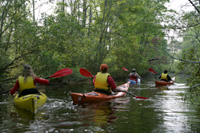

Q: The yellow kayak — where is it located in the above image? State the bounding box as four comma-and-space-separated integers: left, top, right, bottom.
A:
14, 91, 47, 113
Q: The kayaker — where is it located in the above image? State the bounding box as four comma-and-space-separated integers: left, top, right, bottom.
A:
159, 70, 172, 82
10, 64, 49, 96
93, 64, 124, 95
128, 68, 142, 83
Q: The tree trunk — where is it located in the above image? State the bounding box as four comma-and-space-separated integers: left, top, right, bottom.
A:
82, 0, 87, 27
88, 6, 92, 36
32, 0, 35, 22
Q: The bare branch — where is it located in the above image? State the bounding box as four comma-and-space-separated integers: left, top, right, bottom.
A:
188, 0, 200, 14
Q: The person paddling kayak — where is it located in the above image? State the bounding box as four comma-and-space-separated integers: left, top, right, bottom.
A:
128, 68, 142, 84
159, 70, 172, 82
93, 64, 123, 95
10, 64, 49, 96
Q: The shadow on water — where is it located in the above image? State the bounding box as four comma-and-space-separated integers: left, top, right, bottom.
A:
1, 75, 200, 132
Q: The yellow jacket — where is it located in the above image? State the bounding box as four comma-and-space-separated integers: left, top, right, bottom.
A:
161, 73, 168, 80
18, 76, 35, 93
94, 72, 111, 91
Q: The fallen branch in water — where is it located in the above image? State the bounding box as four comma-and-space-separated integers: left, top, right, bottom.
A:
189, 83, 200, 91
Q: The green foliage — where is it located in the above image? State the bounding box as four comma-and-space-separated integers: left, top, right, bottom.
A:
0, 0, 175, 88
173, 1, 200, 100
177, 28, 200, 86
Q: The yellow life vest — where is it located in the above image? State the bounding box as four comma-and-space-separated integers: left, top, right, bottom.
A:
94, 72, 111, 91
18, 76, 35, 92
161, 73, 168, 80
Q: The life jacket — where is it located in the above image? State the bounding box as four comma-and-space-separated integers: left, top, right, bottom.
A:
130, 72, 137, 81
94, 72, 111, 92
161, 73, 168, 81
18, 76, 35, 93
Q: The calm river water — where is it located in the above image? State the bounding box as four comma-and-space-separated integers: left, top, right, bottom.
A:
1, 76, 200, 133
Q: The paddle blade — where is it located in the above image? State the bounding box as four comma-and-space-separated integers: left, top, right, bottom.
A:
49, 68, 73, 78
80, 68, 94, 77
172, 77, 175, 81
135, 96, 149, 99
148, 68, 157, 74
123, 67, 129, 72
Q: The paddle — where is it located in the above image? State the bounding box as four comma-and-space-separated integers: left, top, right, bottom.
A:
0, 68, 73, 95
148, 68, 157, 74
122, 67, 129, 72
45, 68, 73, 79
79, 68, 148, 99
122, 67, 145, 82
121, 91, 148, 99
79, 68, 94, 78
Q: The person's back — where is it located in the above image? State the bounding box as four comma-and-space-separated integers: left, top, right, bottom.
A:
159, 70, 172, 82
128, 68, 141, 82
93, 64, 124, 95
93, 64, 114, 95
94, 72, 111, 95
10, 64, 49, 96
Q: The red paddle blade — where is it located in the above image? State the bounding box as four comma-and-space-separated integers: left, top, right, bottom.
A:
80, 68, 94, 77
148, 68, 157, 74
135, 96, 149, 99
123, 67, 129, 72
49, 68, 73, 78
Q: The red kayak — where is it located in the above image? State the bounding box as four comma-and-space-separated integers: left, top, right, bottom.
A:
155, 77, 175, 86
70, 82, 130, 105
155, 80, 174, 86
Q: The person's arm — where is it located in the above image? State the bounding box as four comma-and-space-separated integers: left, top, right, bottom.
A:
10, 80, 19, 95
34, 77, 49, 85
107, 76, 117, 91
107, 76, 125, 92
128, 73, 132, 78
167, 75, 172, 81
93, 75, 96, 86
136, 73, 142, 79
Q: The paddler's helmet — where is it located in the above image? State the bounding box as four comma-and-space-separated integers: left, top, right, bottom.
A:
132, 68, 136, 72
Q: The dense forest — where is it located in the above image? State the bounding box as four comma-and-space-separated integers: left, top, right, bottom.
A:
0, 0, 199, 93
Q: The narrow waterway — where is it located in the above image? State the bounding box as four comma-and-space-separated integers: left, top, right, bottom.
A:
1, 76, 200, 132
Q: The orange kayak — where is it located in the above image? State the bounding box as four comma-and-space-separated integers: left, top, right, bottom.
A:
70, 82, 130, 105
155, 80, 174, 86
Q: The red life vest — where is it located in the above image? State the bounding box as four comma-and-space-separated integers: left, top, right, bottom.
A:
130, 72, 137, 82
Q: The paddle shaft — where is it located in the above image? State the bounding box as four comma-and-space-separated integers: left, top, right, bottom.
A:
0, 90, 10, 95
120, 90, 148, 99
124, 91, 136, 97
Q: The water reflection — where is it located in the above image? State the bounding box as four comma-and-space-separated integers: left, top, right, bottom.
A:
2, 77, 200, 132
152, 83, 194, 132
11, 106, 35, 120
155, 85, 169, 90
75, 97, 131, 127
81, 102, 117, 125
